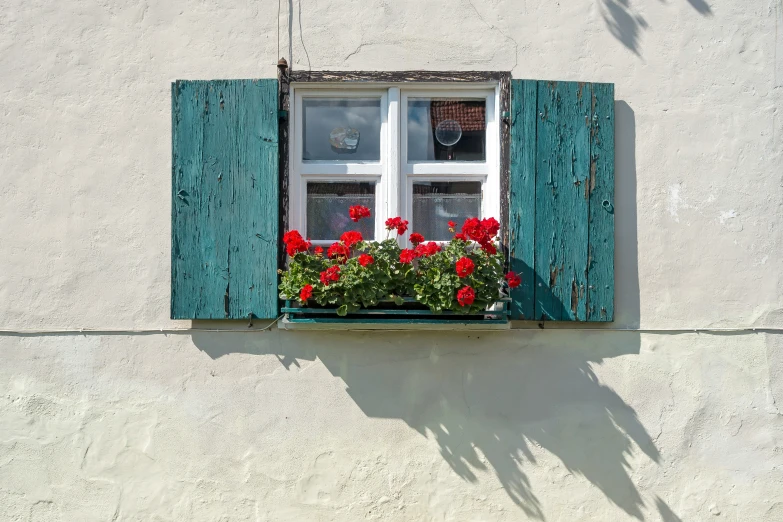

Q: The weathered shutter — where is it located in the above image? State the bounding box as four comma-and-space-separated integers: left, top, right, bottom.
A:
171, 79, 279, 319
509, 80, 615, 322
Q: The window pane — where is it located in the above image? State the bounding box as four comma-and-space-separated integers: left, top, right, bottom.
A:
307, 182, 375, 240
412, 182, 482, 241
302, 98, 381, 161
407, 99, 486, 162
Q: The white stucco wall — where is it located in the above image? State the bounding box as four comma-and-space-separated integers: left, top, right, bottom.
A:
1, 0, 782, 520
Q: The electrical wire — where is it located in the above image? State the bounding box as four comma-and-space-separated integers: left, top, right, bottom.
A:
0, 323, 782, 335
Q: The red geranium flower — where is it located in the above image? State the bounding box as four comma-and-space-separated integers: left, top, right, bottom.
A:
327, 242, 350, 261
505, 271, 521, 288
299, 284, 313, 301
409, 232, 425, 245
462, 217, 490, 244
399, 249, 416, 264
282, 229, 310, 256
415, 241, 441, 258
385, 217, 409, 235
455, 256, 475, 278
454, 233, 467, 241
358, 253, 374, 267
283, 230, 303, 245
448, 220, 456, 229
340, 230, 363, 248
314, 246, 324, 256
480, 217, 500, 238
319, 265, 341, 286
481, 242, 497, 255
457, 286, 475, 306
349, 205, 371, 222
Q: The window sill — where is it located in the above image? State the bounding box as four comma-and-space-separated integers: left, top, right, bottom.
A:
280, 298, 510, 330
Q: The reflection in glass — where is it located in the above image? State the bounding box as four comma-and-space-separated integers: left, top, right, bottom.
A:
307, 182, 375, 240
302, 98, 381, 161
407, 99, 486, 162
412, 182, 482, 241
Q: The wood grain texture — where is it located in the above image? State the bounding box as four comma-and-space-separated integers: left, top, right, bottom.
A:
534, 82, 591, 321
587, 83, 615, 321
509, 80, 614, 322
171, 79, 279, 319
508, 80, 537, 320
289, 70, 507, 83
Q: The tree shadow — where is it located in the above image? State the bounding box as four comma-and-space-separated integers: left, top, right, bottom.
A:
655, 495, 685, 522
191, 326, 660, 519
685, 0, 713, 16
600, 0, 649, 56
600, 0, 713, 55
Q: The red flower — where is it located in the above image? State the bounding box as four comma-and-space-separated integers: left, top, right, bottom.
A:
319, 265, 341, 286
461, 217, 488, 244
283, 230, 303, 245
454, 233, 467, 241
283, 229, 310, 256
358, 253, 374, 267
299, 284, 313, 301
385, 217, 409, 235
327, 242, 350, 261
349, 205, 371, 222
481, 242, 497, 255
409, 232, 425, 245
399, 249, 416, 264
480, 217, 500, 238
505, 271, 521, 288
448, 220, 456, 229
340, 230, 363, 248
414, 241, 441, 258
314, 246, 324, 256
457, 286, 475, 306
455, 256, 475, 278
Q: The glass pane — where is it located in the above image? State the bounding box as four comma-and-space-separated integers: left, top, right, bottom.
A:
407, 99, 486, 162
307, 182, 376, 241
412, 182, 482, 241
302, 98, 381, 161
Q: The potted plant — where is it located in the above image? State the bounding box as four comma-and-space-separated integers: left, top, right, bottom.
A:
278, 206, 521, 319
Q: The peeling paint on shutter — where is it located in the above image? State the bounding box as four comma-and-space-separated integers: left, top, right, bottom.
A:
509, 79, 615, 322
171, 79, 279, 319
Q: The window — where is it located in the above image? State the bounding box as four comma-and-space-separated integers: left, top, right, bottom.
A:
289, 84, 500, 246
170, 75, 615, 323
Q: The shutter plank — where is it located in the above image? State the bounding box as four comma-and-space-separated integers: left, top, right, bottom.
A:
587, 83, 615, 321
508, 80, 537, 320
534, 81, 590, 321
171, 79, 279, 319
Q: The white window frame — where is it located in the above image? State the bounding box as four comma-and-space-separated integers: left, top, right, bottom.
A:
289, 82, 500, 246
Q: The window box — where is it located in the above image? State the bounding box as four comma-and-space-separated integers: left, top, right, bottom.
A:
281, 296, 511, 330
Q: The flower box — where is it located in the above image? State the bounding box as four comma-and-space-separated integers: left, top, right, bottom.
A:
279, 206, 521, 330
282, 296, 511, 327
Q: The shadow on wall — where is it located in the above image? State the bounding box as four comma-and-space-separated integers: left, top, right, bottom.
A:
600, 0, 713, 56
190, 102, 679, 519
614, 101, 641, 329
192, 329, 670, 520
192, 325, 692, 521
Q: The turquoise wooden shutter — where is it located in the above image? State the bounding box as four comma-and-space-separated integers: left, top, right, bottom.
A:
171, 79, 279, 319
509, 80, 615, 322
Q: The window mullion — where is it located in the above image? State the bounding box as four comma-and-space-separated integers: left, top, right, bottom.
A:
387, 87, 401, 236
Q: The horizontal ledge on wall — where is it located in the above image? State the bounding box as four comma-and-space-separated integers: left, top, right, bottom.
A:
2, 326, 783, 336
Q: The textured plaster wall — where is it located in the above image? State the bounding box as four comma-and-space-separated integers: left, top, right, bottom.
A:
1, 0, 782, 520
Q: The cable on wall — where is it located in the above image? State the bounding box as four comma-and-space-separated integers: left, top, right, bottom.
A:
1, 325, 782, 335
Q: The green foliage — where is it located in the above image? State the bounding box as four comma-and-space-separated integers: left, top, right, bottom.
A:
279, 237, 506, 315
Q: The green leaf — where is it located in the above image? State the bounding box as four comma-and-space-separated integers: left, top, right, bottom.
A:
337, 304, 348, 316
